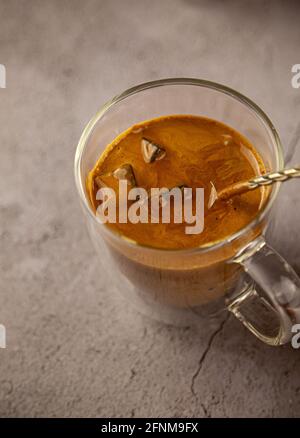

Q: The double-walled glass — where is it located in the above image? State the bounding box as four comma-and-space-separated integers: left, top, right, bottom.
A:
75, 78, 300, 346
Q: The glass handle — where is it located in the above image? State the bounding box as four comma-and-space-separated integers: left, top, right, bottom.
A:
227, 237, 300, 346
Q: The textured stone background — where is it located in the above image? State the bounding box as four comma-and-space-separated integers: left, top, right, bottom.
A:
1, 0, 300, 418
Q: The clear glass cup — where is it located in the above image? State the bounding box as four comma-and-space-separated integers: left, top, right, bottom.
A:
74, 78, 300, 346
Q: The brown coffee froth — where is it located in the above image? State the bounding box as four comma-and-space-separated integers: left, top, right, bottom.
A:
87, 115, 267, 250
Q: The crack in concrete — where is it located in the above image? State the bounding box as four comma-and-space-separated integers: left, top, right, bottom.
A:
200, 402, 209, 417
190, 314, 230, 403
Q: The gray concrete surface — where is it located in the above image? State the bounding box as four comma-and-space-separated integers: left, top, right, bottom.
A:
1, 0, 300, 418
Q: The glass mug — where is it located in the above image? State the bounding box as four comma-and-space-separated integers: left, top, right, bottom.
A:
74, 78, 300, 346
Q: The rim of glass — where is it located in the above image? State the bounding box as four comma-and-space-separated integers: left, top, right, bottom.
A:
74, 78, 284, 255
